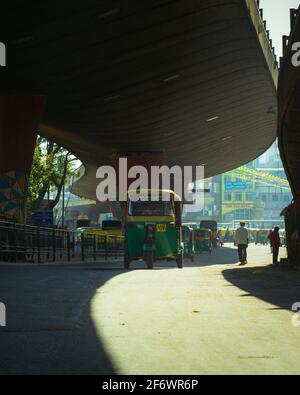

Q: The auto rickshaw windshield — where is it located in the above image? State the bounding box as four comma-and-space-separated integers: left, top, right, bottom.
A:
201, 231, 210, 237
195, 229, 210, 237
128, 199, 173, 216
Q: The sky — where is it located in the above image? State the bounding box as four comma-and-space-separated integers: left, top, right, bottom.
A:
260, 0, 300, 58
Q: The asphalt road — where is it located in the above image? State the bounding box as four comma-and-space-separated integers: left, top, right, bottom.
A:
1, 244, 300, 375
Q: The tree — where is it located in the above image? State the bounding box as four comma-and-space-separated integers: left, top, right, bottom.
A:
27, 136, 77, 212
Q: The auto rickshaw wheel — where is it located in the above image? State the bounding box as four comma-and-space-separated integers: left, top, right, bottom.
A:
146, 251, 154, 269
176, 253, 184, 269
124, 252, 130, 269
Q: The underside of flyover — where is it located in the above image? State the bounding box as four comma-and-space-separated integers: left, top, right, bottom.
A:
0, 0, 278, 202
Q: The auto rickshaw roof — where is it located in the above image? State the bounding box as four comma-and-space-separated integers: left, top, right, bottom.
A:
196, 228, 211, 233
182, 225, 192, 231
126, 189, 181, 201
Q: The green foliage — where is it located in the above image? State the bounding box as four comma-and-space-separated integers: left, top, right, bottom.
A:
27, 136, 77, 211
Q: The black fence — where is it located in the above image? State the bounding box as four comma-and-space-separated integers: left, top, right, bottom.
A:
0, 221, 124, 263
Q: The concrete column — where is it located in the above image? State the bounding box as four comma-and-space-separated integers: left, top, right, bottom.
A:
0, 95, 46, 223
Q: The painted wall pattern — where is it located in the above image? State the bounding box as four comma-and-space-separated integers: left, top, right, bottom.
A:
0, 171, 28, 223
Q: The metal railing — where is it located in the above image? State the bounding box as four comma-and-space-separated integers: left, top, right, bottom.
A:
0, 220, 124, 263
246, 0, 279, 85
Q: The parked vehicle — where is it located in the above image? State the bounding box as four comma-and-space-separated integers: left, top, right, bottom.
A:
200, 220, 218, 248
194, 228, 212, 253
78, 220, 123, 249
182, 225, 195, 261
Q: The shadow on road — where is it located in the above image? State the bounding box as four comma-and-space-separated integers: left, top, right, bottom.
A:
120, 245, 239, 270
161, 245, 239, 269
0, 264, 122, 374
223, 265, 300, 311
192, 245, 239, 267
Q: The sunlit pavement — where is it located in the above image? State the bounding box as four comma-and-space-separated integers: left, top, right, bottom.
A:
1, 244, 300, 375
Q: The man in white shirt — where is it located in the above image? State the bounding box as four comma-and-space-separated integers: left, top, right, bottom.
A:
234, 222, 249, 265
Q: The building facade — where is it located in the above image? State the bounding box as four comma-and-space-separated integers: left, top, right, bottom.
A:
183, 142, 292, 223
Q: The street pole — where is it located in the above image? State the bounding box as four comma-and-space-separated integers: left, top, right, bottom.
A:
62, 183, 65, 229
219, 174, 223, 222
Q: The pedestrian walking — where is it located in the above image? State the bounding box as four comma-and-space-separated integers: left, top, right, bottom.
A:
217, 230, 224, 247
224, 227, 230, 242
268, 226, 281, 264
234, 222, 249, 265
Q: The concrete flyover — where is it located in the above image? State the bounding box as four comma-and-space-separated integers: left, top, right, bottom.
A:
0, 0, 278, 209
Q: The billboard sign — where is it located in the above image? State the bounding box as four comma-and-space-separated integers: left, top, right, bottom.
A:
225, 182, 250, 191
33, 211, 54, 227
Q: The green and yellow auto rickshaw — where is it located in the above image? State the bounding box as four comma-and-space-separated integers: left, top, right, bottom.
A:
200, 220, 218, 248
194, 228, 212, 253
182, 225, 195, 262
77, 220, 124, 250
123, 189, 184, 269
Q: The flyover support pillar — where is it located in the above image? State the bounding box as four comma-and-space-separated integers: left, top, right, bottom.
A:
0, 95, 46, 223
281, 195, 300, 266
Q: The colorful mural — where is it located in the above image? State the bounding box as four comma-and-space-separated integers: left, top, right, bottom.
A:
0, 171, 28, 223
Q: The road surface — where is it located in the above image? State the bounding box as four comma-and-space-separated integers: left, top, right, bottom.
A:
1, 244, 300, 375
